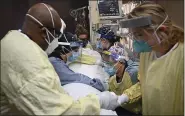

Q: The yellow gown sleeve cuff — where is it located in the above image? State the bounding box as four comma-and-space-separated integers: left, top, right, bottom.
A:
109, 72, 132, 95
123, 82, 141, 104
109, 75, 123, 95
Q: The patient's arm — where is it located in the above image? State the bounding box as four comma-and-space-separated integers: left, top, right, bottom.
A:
49, 57, 106, 91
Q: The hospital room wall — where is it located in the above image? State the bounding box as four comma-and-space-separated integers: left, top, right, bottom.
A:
28, 0, 89, 33
0, 0, 88, 39
156, 0, 184, 29
28, 0, 75, 33
121, 0, 184, 28
0, 0, 29, 39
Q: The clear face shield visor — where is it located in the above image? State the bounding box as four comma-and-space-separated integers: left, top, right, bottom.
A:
101, 50, 127, 65
120, 15, 168, 44
58, 34, 83, 61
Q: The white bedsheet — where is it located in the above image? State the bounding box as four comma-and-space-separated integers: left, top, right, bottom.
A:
63, 48, 117, 115
68, 48, 109, 81
63, 83, 101, 100
69, 63, 109, 80
63, 83, 117, 115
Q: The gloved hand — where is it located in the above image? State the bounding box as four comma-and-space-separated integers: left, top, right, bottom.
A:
95, 60, 104, 66
117, 94, 129, 105
97, 91, 119, 110
100, 109, 118, 115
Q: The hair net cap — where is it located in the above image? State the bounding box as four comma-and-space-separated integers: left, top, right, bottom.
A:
108, 45, 127, 63
97, 26, 119, 44
120, 16, 152, 28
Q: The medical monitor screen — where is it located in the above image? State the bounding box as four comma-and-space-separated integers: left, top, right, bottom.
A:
98, 0, 120, 17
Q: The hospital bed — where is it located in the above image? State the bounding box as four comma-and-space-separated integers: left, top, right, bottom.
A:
63, 48, 117, 115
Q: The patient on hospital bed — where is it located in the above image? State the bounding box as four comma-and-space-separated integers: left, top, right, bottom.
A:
48, 32, 108, 91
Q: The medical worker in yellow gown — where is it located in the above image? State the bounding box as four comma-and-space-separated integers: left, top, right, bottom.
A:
1, 3, 119, 115
111, 2, 184, 115
101, 44, 141, 114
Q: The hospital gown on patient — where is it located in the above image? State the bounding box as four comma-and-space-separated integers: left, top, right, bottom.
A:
49, 57, 106, 91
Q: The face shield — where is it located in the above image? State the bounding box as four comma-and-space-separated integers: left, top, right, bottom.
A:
101, 49, 127, 65
120, 16, 152, 29
101, 50, 126, 77
120, 16, 153, 53
101, 51, 116, 64
120, 16, 152, 41
120, 15, 168, 52
101, 43, 127, 64
58, 44, 81, 63
58, 33, 83, 62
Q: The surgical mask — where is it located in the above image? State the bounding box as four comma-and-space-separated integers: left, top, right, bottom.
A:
103, 62, 119, 76
60, 46, 80, 63
45, 38, 58, 55
26, 3, 64, 55
104, 65, 116, 76
60, 36, 81, 63
96, 40, 102, 49
133, 39, 152, 53
67, 51, 80, 62
104, 62, 122, 77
